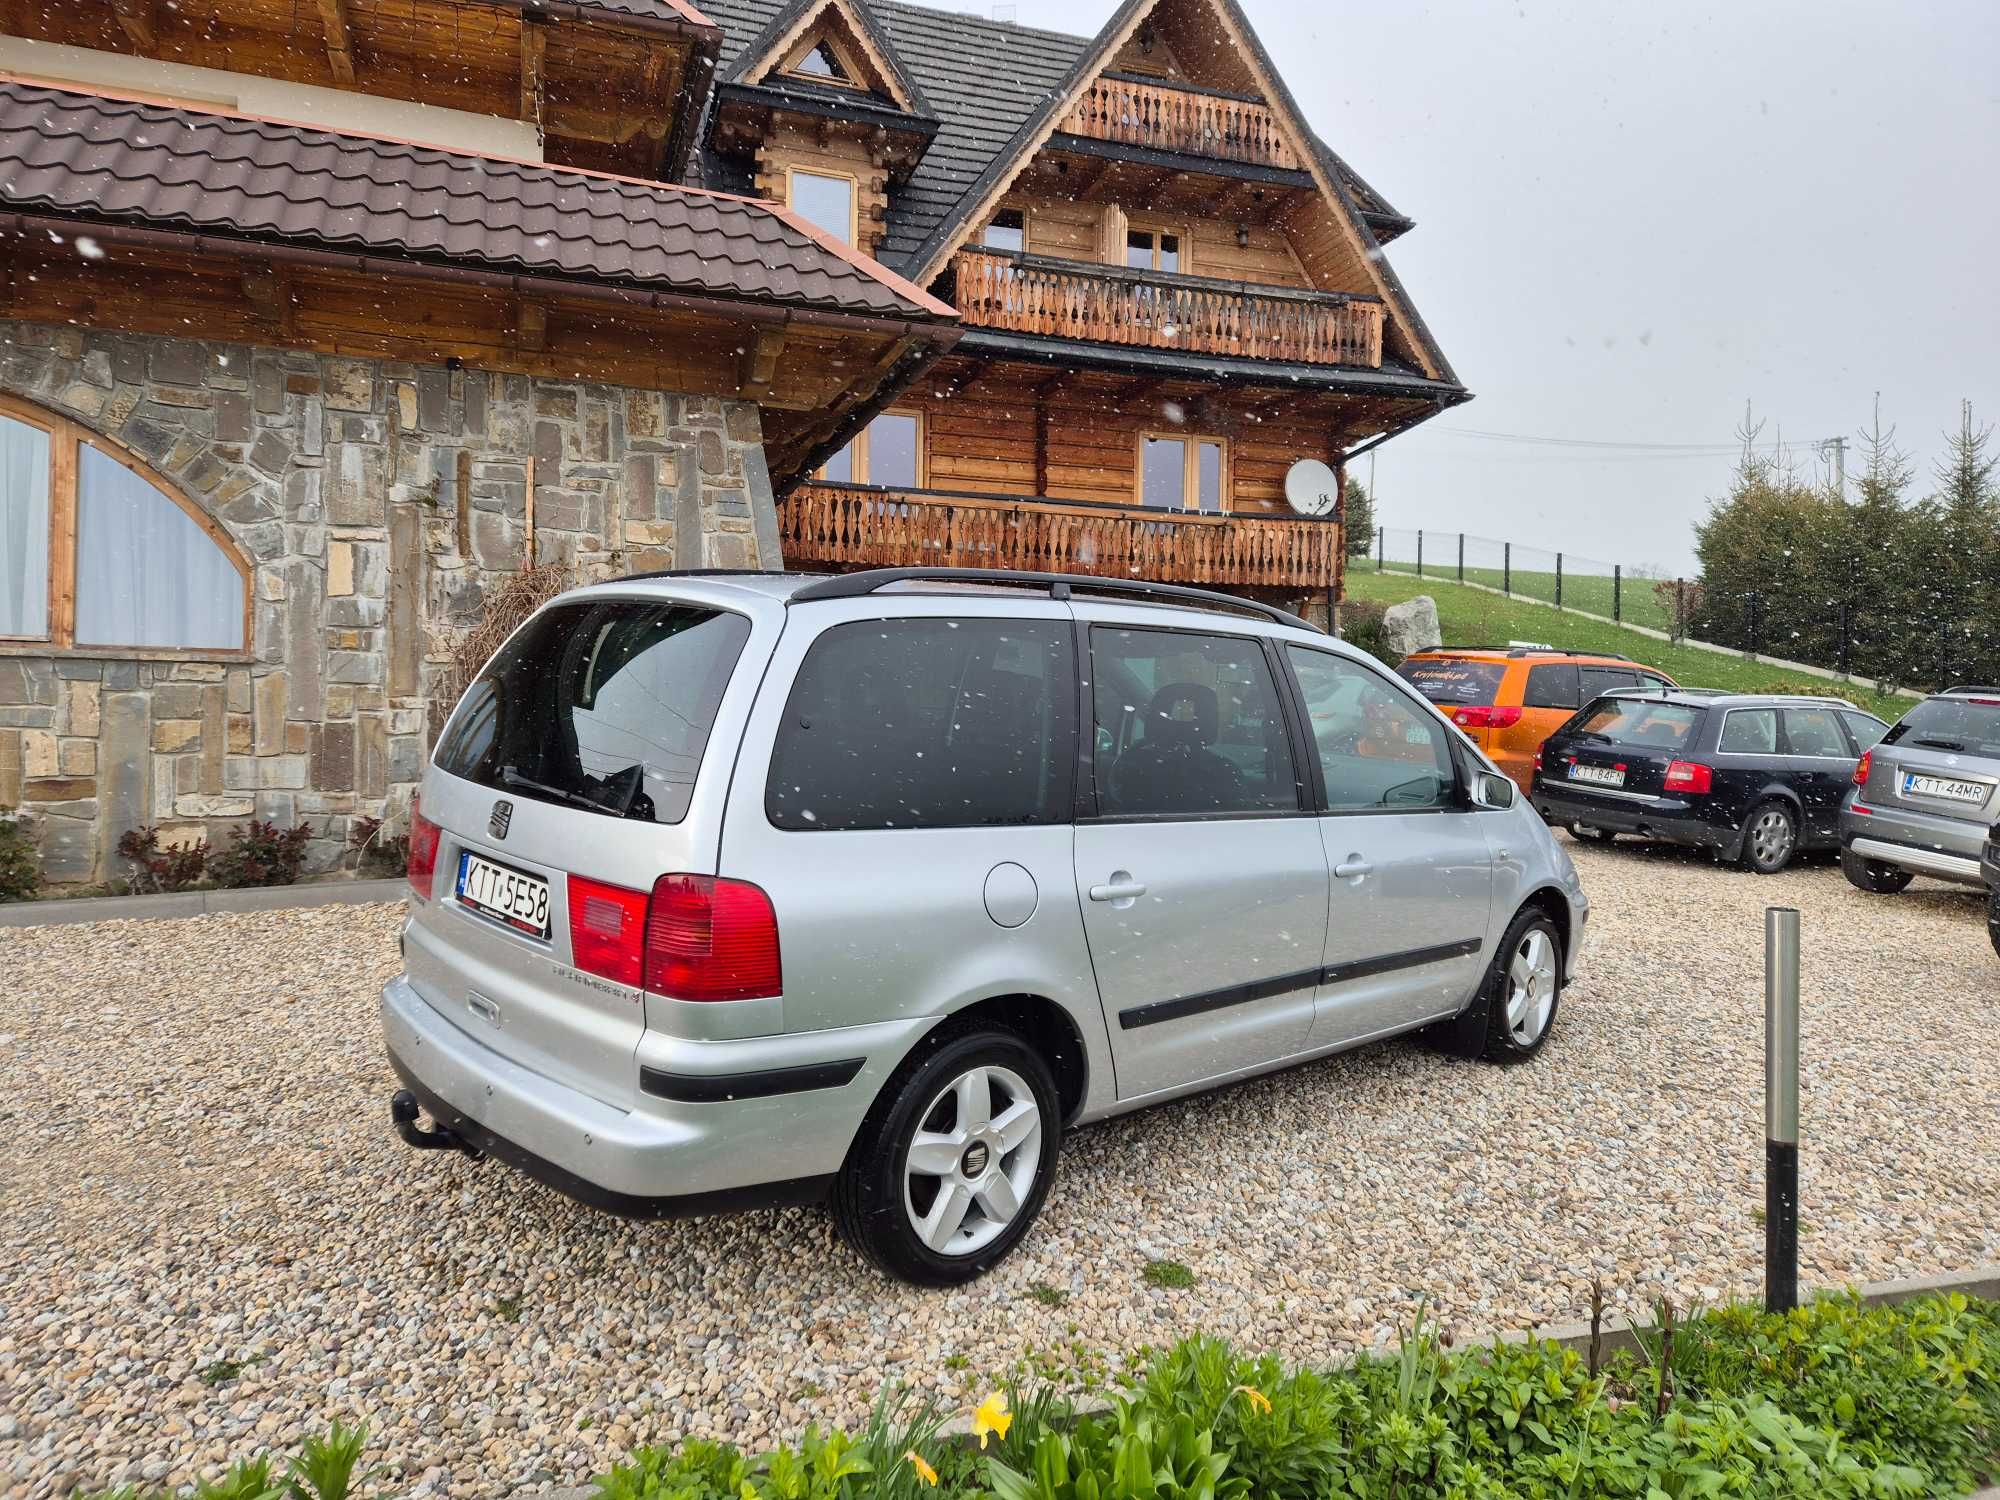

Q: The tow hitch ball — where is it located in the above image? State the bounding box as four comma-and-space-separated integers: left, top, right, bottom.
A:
391, 1089, 482, 1160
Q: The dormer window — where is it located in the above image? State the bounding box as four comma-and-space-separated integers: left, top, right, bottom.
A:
791, 43, 848, 81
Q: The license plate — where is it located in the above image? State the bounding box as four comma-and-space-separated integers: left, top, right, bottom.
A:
1901, 771, 1989, 805
457, 851, 551, 939
1568, 763, 1625, 788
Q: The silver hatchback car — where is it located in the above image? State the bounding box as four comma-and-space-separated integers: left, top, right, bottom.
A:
1840, 687, 2000, 893
383, 568, 1589, 1284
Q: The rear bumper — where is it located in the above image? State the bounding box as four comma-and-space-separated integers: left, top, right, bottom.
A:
1843, 833, 1987, 888
1841, 802, 1989, 887
1531, 783, 1729, 851
380, 974, 906, 1217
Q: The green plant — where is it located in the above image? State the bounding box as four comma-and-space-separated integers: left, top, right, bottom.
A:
347, 815, 409, 876
0, 814, 40, 902
286, 1421, 369, 1500
1028, 1282, 1070, 1310
1142, 1260, 1195, 1291
1335, 597, 1391, 661
116, 824, 207, 893
208, 820, 313, 889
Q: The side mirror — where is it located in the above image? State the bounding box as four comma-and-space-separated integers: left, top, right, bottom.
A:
1469, 770, 1517, 810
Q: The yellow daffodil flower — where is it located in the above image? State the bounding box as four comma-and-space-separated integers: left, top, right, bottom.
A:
903, 1450, 938, 1487
971, 1392, 1013, 1448
1232, 1384, 1272, 1415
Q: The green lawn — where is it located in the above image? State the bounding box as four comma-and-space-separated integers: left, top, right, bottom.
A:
1371, 563, 1680, 633
1346, 568, 1910, 720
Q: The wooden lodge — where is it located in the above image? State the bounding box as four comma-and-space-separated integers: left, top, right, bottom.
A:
692, 0, 1470, 616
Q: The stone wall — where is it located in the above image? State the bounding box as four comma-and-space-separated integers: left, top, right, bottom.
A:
0, 320, 783, 885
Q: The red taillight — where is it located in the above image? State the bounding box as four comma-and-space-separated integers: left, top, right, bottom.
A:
1852, 750, 1872, 787
567, 875, 650, 988
645, 874, 782, 1002
1452, 705, 1524, 730
407, 800, 442, 899
1664, 759, 1713, 795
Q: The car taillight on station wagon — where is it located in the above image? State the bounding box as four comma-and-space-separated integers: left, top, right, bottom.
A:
1453, 705, 1524, 730
407, 800, 442, 900
563, 873, 783, 1000
1852, 750, 1872, 787
647, 875, 783, 1002
1664, 760, 1714, 795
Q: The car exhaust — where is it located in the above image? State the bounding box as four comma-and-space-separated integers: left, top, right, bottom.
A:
391, 1089, 482, 1159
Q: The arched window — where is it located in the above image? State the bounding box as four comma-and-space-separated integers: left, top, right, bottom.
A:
0, 395, 249, 652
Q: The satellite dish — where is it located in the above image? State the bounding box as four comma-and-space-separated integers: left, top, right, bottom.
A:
1283, 459, 1340, 518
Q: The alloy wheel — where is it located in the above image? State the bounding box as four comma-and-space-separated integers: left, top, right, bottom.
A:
1505, 928, 1558, 1047
1749, 807, 1795, 870
902, 1064, 1043, 1256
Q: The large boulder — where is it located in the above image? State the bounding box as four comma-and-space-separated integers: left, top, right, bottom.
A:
1382, 595, 1442, 658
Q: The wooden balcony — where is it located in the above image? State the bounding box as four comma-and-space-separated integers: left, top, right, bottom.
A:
953, 249, 1385, 368
1061, 77, 1305, 170
783, 483, 1341, 590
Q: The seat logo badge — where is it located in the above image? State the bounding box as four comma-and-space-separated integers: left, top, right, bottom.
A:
961, 1142, 990, 1178
489, 799, 514, 840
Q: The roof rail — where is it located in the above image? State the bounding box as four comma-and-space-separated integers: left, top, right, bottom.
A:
785, 568, 1320, 631
1941, 684, 2000, 696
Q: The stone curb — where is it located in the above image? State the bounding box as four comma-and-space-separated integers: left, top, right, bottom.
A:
505, 1264, 2000, 1498
0, 877, 406, 928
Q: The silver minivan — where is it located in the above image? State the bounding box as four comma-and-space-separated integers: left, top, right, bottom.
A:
384, 568, 1590, 1284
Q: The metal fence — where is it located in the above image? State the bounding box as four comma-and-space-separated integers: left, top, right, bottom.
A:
1369, 525, 2000, 693
1371, 527, 1679, 634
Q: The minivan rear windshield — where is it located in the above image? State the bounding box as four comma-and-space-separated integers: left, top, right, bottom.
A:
1567, 699, 1702, 750
1882, 697, 2000, 757
433, 600, 751, 824
1396, 658, 1506, 705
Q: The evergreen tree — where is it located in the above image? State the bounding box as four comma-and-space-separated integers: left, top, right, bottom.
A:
1341, 476, 1374, 559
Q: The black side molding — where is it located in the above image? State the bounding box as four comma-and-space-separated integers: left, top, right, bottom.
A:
1322, 938, 1483, 987
639, 1057, 866, 1103
1117, 940, 1485, 1031
1120, 967, 1322, 1030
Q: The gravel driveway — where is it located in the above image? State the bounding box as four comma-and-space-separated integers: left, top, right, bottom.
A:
4, 842, 1997, 1497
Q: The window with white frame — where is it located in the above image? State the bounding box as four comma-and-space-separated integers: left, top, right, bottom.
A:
788, 169, 857, 244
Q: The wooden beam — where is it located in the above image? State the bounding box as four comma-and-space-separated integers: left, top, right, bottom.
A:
516, 300, 548, 353
316, 0, 357, 85
110, 0, 156, 49
1033, 396, 1050, 496
520, 20, 547, 128
739, 325, 789, 397
241, 261, 291, 338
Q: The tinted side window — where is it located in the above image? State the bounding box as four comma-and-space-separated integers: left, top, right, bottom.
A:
1092, 628, 1298, 817
1782, 707, 1848, 757
1523, 662, 1580, 709
1719, 708, 1779, 755
1841, 712, 1888, 752
1578, 666, 1639, 700
766, 618, 1072, 831
1289, 648, 1457, 811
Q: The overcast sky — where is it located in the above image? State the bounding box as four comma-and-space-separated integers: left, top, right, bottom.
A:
932, 0, 2000, 572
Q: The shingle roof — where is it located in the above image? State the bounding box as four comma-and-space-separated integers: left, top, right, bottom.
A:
718, 0, 933, 118
0, 79, 951, 323
693, 0, 1410, 275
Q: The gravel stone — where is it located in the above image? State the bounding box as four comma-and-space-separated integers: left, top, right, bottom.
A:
2, 844, 1996, 1496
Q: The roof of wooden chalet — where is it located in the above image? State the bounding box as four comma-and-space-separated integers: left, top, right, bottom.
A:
690, 0, 1414, 263
0, 77, 954, 325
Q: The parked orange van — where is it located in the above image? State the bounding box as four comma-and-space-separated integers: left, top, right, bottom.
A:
1396, 645, 1679, 793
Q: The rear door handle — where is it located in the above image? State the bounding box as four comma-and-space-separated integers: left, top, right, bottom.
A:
1089, 880, 1148, 902
1334, 858, 1374, 880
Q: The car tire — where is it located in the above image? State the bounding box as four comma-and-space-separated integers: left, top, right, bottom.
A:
831, 1025, 1061, 1286
1479, 907, 1564, 1064
1842, 849, 1915, 894
1987, 884, 2000, 960
1737, 800, 1798, 874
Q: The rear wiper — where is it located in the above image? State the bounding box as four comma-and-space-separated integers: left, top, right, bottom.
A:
500, 766, 617, 814
1912, 737, 1967, 752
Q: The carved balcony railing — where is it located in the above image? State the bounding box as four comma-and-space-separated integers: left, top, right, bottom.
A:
953, 249, 1385, 368
783, 483, 1342, 590
1061, 76, 1305, 170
